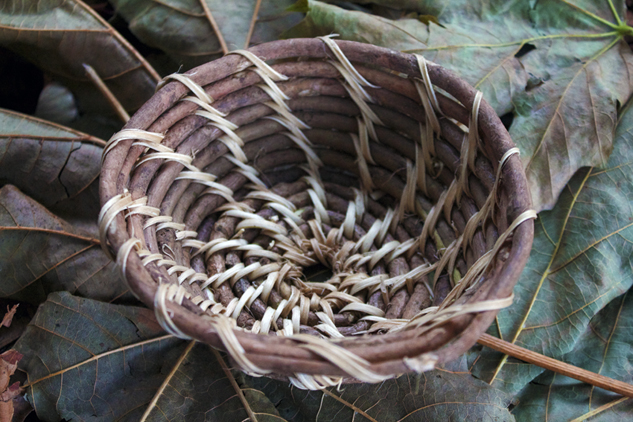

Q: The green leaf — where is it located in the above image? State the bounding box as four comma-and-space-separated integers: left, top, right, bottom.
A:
0, 185, 128, 304
0, 108, 103, 227
110, 0, 303, 69
512, 289, 633, 421
247, 369, 515, 421
15, 292, 284, 422
141, 345, 285, 421
16, 292, 181, 421
0, 0, 160, 115
284, 0, 633, 211
471, 96, 633, 395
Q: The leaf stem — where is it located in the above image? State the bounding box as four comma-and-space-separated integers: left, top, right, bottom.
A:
212, 347, 258, 422
140, 340, 196, 421
569, 397, 630, 421
24, 334, 176, 388
198, 0, 229, 55
403, 31, 619, 53
83, 63, 130, 123
607, 0, 623, 26
321, 389, 379, 422
0, 109, 106, 147
557, 0, 619, 29
244, 0, 262, 49
76, 0, 161, 82
478, 333, 633, 398
589, 291, 628, 409
0, 227, 99, 244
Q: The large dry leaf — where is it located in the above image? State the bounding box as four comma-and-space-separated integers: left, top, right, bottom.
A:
0, 185, 128, 304
0, 108, 103, 230
470, 97, 633, 395
142, 344, 285, 421
512, 288, 633, 421
110, 0, 303, 68
15, 292, 284, 422
247, 369, 514, 421
0, 0, 160, 115
285, 0, 633, 211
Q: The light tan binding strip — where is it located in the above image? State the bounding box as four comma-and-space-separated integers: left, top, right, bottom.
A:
156, 73, 213, 104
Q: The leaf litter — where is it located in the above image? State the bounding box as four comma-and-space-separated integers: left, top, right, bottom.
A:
2, 0, 633, 421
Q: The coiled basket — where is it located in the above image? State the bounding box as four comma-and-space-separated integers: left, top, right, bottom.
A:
99, 38, 535, 389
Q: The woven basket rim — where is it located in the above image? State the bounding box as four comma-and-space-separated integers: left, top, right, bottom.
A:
99, 38, 534, 386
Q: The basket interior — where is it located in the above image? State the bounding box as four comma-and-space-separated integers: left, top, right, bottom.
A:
99, 38, 534, 388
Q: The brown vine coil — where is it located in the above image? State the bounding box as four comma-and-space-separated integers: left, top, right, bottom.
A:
99, 37, 535, 389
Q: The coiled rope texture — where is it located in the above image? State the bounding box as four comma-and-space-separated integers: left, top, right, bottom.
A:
99, 38, 534, 390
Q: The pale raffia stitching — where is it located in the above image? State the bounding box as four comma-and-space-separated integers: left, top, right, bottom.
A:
414, 54, 442, 135
195, 110, 238, 131
457, 91, 484, 202
318, 35, 384, 145
182, 96, 226, 116
293, 334, 391, 383
135, 151, 199, 171
318, 35, 379, 93
343, 84, 384, 142
154, 283, 193, 339
102, 129, 165, 165
351, 133, 374, 191
462, 147, 520, 251
440, 209, 536, 308
157, 73, 213, 104
98, 190, 133, 259
228, 50, 289, 82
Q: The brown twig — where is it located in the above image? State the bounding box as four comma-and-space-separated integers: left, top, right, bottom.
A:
244, 0, 262, 48
83, 63, 130, 123
478, 333, 633, 398
198, 0, 229, 55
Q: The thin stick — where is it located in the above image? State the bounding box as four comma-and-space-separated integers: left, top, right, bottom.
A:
140, 340, 196, 421
212, 347, 258, 422
25, 334, 175, 388
199, 0, 229, 55
244, 0, 262, 48
478, 333, 633, 398
78, 0, 161, 82
83, 63, 130, 123
0, 227, 99, 244
570, 397, 629, 422
321, 389, 378, 422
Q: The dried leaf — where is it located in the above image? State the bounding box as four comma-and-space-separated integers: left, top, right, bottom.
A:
0, 108, 104, 227
110, 0, 303, 68
0, 350, 23, 422
512, 288, 633, 421
0, 185, 128, 304
0, 351, 22, 392
140, 344, 285, 421
285, 0, 633, 210
10, 395, 33, 422
471, 96, 633, 395
15, 292, 284, 422
0, 0, 160, 115
247, 369, 514, 421
0, 305, 18, 328
0, 300, 29, 351
15, 292, 177, 421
